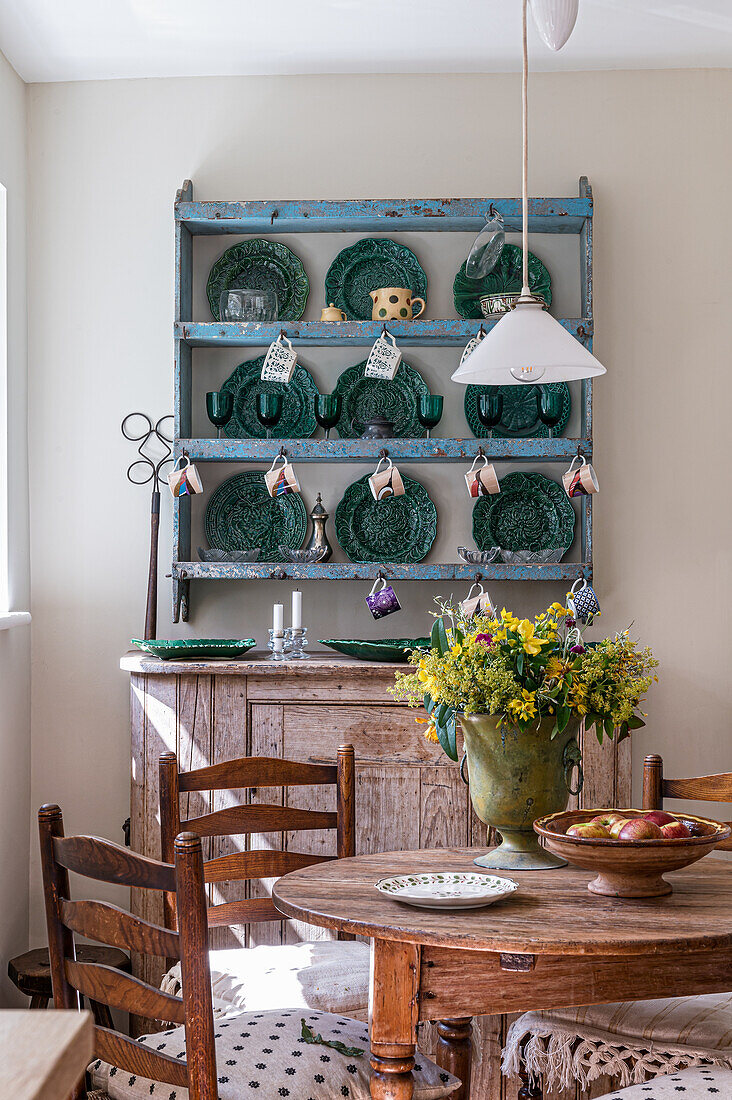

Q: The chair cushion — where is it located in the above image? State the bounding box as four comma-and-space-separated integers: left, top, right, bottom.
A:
160, 940, 370, 1016
90, 1008, 460, 1100
502, 993, 732, 1092
594, 1066, 732, 1097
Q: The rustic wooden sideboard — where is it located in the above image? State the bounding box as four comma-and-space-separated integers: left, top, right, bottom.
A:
122, 651, 630, 1100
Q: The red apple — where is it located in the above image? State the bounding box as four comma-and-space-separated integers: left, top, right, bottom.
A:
618, 817, 664, 840
660, 820, 691, 839
609, 818, 630, 838
643, 810, 677, 827
566, 823, 611, 839
590, 813, 625, 828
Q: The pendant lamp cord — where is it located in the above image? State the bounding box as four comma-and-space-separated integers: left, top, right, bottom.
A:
522, 0, 529, 295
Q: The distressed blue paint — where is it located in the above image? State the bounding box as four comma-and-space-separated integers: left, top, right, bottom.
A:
176, 317, 593, 348
173, 562, 592, 583
177, 437, 593, 463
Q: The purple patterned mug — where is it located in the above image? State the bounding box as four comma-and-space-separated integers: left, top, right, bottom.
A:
366, 577, 401, 619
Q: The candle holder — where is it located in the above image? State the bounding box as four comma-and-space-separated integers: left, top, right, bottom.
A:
268, 629, 290, 661
285, 626, 308, 659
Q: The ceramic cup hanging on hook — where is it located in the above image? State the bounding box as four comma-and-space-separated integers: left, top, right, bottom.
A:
562, 452, 600, 498
460, 579, 495, 619
261, 331, 298, 383
368, 454, 405, 501
364, 327, 402, 380
464, 451, 500, 498
459, 325, 487, 370
365, 574, 402, 620
167, 454, 203, 498
264, 451, 301, 498
568, 578, 601, 624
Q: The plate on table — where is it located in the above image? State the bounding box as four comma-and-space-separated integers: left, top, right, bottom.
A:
220, 357, 318, 439
204, 471, 307, 561
325, 238, 428, 321
453, 244, 551, 319
464, 382, 570, 438
375, 871, 519, 910
206, 238, 309, 321
473, 471, 575, 554
319, 638, 430, 662
132, 639, 256, 660
332, 360, 431, 439
335, 474, 437, 563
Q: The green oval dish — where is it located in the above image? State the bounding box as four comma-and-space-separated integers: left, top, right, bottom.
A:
335, 473, 437, 564
319, 638, 430, 662
325, 238, 428, 321
472, 471, 575, 554
464, 382, 570, 439
220, 356, 318, 439
132, 639, 256, 660
207, 238, 309, 321
453, 244, 552, 320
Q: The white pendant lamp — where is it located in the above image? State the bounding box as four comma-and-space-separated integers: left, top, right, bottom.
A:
452, 0, 604, 387
530, 0, 579, 51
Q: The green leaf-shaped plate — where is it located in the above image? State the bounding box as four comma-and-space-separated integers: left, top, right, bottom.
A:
453, 244, 552, 319
132, 639, 256, 660
333, 360, 431, 439
325, 238, 428, 321
207, 238, 309, 321
319, 638, 430, 662
335, 473, 437, 563
464, 382, 570, 438
473, 471, 575, 554
220, 356, 318, 439
205, 471, 307, 561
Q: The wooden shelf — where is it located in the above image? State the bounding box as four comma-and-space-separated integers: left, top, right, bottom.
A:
174, 562, 591, 582
179, 437, 591, 463
176, 318, 591, 348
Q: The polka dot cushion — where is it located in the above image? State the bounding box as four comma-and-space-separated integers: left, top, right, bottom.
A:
597, 1066, 732, 1097
89, 1009, 460, 1100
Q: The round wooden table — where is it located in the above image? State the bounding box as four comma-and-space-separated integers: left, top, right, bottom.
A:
273, 847, 732, 1100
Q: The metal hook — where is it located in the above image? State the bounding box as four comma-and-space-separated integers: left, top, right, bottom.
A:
488, 202, 498, 219
477, 445, 485, 458
278, 445, 286, 459
478, 323, 486, 338
577, 324, 586, 339
379, 448, 389, 460
577, 444, 584, 460
377, 569, 386, 581
271, 209, 279, 226
279, 328, 286, 340
474, 572, 483, 585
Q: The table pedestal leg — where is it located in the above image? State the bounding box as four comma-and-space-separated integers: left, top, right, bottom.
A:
369, 939, 420, 1100
371, 1044, 416, 1100
518, 1037, 542, 1100
435, 1018, 472, 1100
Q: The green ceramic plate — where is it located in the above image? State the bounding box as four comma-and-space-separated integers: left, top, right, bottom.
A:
319, 638, 430, 662
333, 360, 431, 439
132, 639, 256, 660
473, 472, 575, 554
204, 471, 307, 560
335, 473, 437, 564
207, 238, 309, 321
464, 382, 570, 438
220, 357, 318, 439
325, 238, 428, 321
453, 244, 552, 320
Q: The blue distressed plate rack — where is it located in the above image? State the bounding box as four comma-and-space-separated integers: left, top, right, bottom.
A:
172, 178, 594, 621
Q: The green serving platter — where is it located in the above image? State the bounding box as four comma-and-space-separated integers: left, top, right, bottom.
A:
319, 638, 430, 662
473, 471, 575, 554
453, 244, 552, 320
220, 356, 318, 439
335, 473, 437, 564
132, 639, 256, 660
333, 360, 431, 439
464, 382, 570, 439
325, 238, 428, 321
204, 470, 307, 560
207, 238, 309, 321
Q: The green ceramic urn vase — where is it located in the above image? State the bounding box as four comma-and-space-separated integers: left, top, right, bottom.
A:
459, 712, 583, 871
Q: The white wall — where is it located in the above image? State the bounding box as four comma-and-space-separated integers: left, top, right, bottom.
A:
0, 45, 29, 1003
26, 69, 732, 938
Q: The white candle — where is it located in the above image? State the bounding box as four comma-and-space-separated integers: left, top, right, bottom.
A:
292, 590, 302, 630
273, 603, 284, 633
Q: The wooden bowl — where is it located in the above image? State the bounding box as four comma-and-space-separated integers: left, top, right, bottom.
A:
534, 808, 731, 897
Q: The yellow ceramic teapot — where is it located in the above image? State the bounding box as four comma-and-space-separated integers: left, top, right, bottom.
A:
320, 303, 348, 322
370, 287, 426, 321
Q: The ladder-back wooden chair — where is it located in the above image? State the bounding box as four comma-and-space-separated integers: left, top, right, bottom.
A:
505, 754, 732, 1099
38, 804, 218, 1100
157, 744, 371, 1018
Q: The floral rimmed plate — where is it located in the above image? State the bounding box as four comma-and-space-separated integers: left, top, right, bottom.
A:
332, 360, 431, 439
334, 473, 437, 563
453, 243, 551, 320
206, 238, 309, 321
473, 471, 575, 554
220, 356, 318, 439
375, 871, 519, 910
325, 238, 428, 321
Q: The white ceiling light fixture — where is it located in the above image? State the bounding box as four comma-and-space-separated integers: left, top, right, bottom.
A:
530, 0, 579, 51
452, 0, 605, 388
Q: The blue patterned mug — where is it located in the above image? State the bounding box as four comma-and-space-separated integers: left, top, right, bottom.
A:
569, 579, 600, 623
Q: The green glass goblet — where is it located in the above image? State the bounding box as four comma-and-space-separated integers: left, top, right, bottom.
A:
477, 392, 504, 437
314, 394, 342, 440
537, 386, 563, 439
206, 390, 234, 438
417, 394, 444, 438
256, 392, 283, 439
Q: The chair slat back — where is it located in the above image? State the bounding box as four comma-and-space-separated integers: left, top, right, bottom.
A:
39, 805, 218, 1100
159, 745, 356, 935
643, 754, 732, 851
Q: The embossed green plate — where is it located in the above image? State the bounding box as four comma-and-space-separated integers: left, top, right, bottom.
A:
325, 238, 428, 321
453, 244, 551, 319
204, 471, 307, 561
335, 473, 437, 563
333, 360, 431, 439
220, 356, 318, 439
318, 638, 430, 662
464, 382, 570, 438
473, 472, 575, 554
131, 639, 256, 660
207, 239, 309, 321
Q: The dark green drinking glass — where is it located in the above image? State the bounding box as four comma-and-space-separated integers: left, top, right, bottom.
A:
477, 392, 504, 437
314, 394, 342, 439
255, 392, 283, 439
206, 390, 234, 437
537, 387, 563, 438
417, 394, 444, 438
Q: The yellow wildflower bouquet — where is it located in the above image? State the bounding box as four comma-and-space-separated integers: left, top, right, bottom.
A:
391, 600, 657, 762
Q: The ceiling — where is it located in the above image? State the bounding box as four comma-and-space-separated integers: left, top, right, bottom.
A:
1, 0, 730, 83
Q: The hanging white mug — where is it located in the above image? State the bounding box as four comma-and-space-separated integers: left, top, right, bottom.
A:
261, 333, 298, 383
368, 455, 405, 501
464, 453, 500, 498
562, 454, 599, 498
264, 453, 301, 498
460, 581, 495, 619
459, 327, 486, 369
364, 330, 402, 380
167, 455, 203, 498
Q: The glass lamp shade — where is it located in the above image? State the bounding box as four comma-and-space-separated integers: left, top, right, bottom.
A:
530, 0, 579, 51
451, 299, 605, 385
